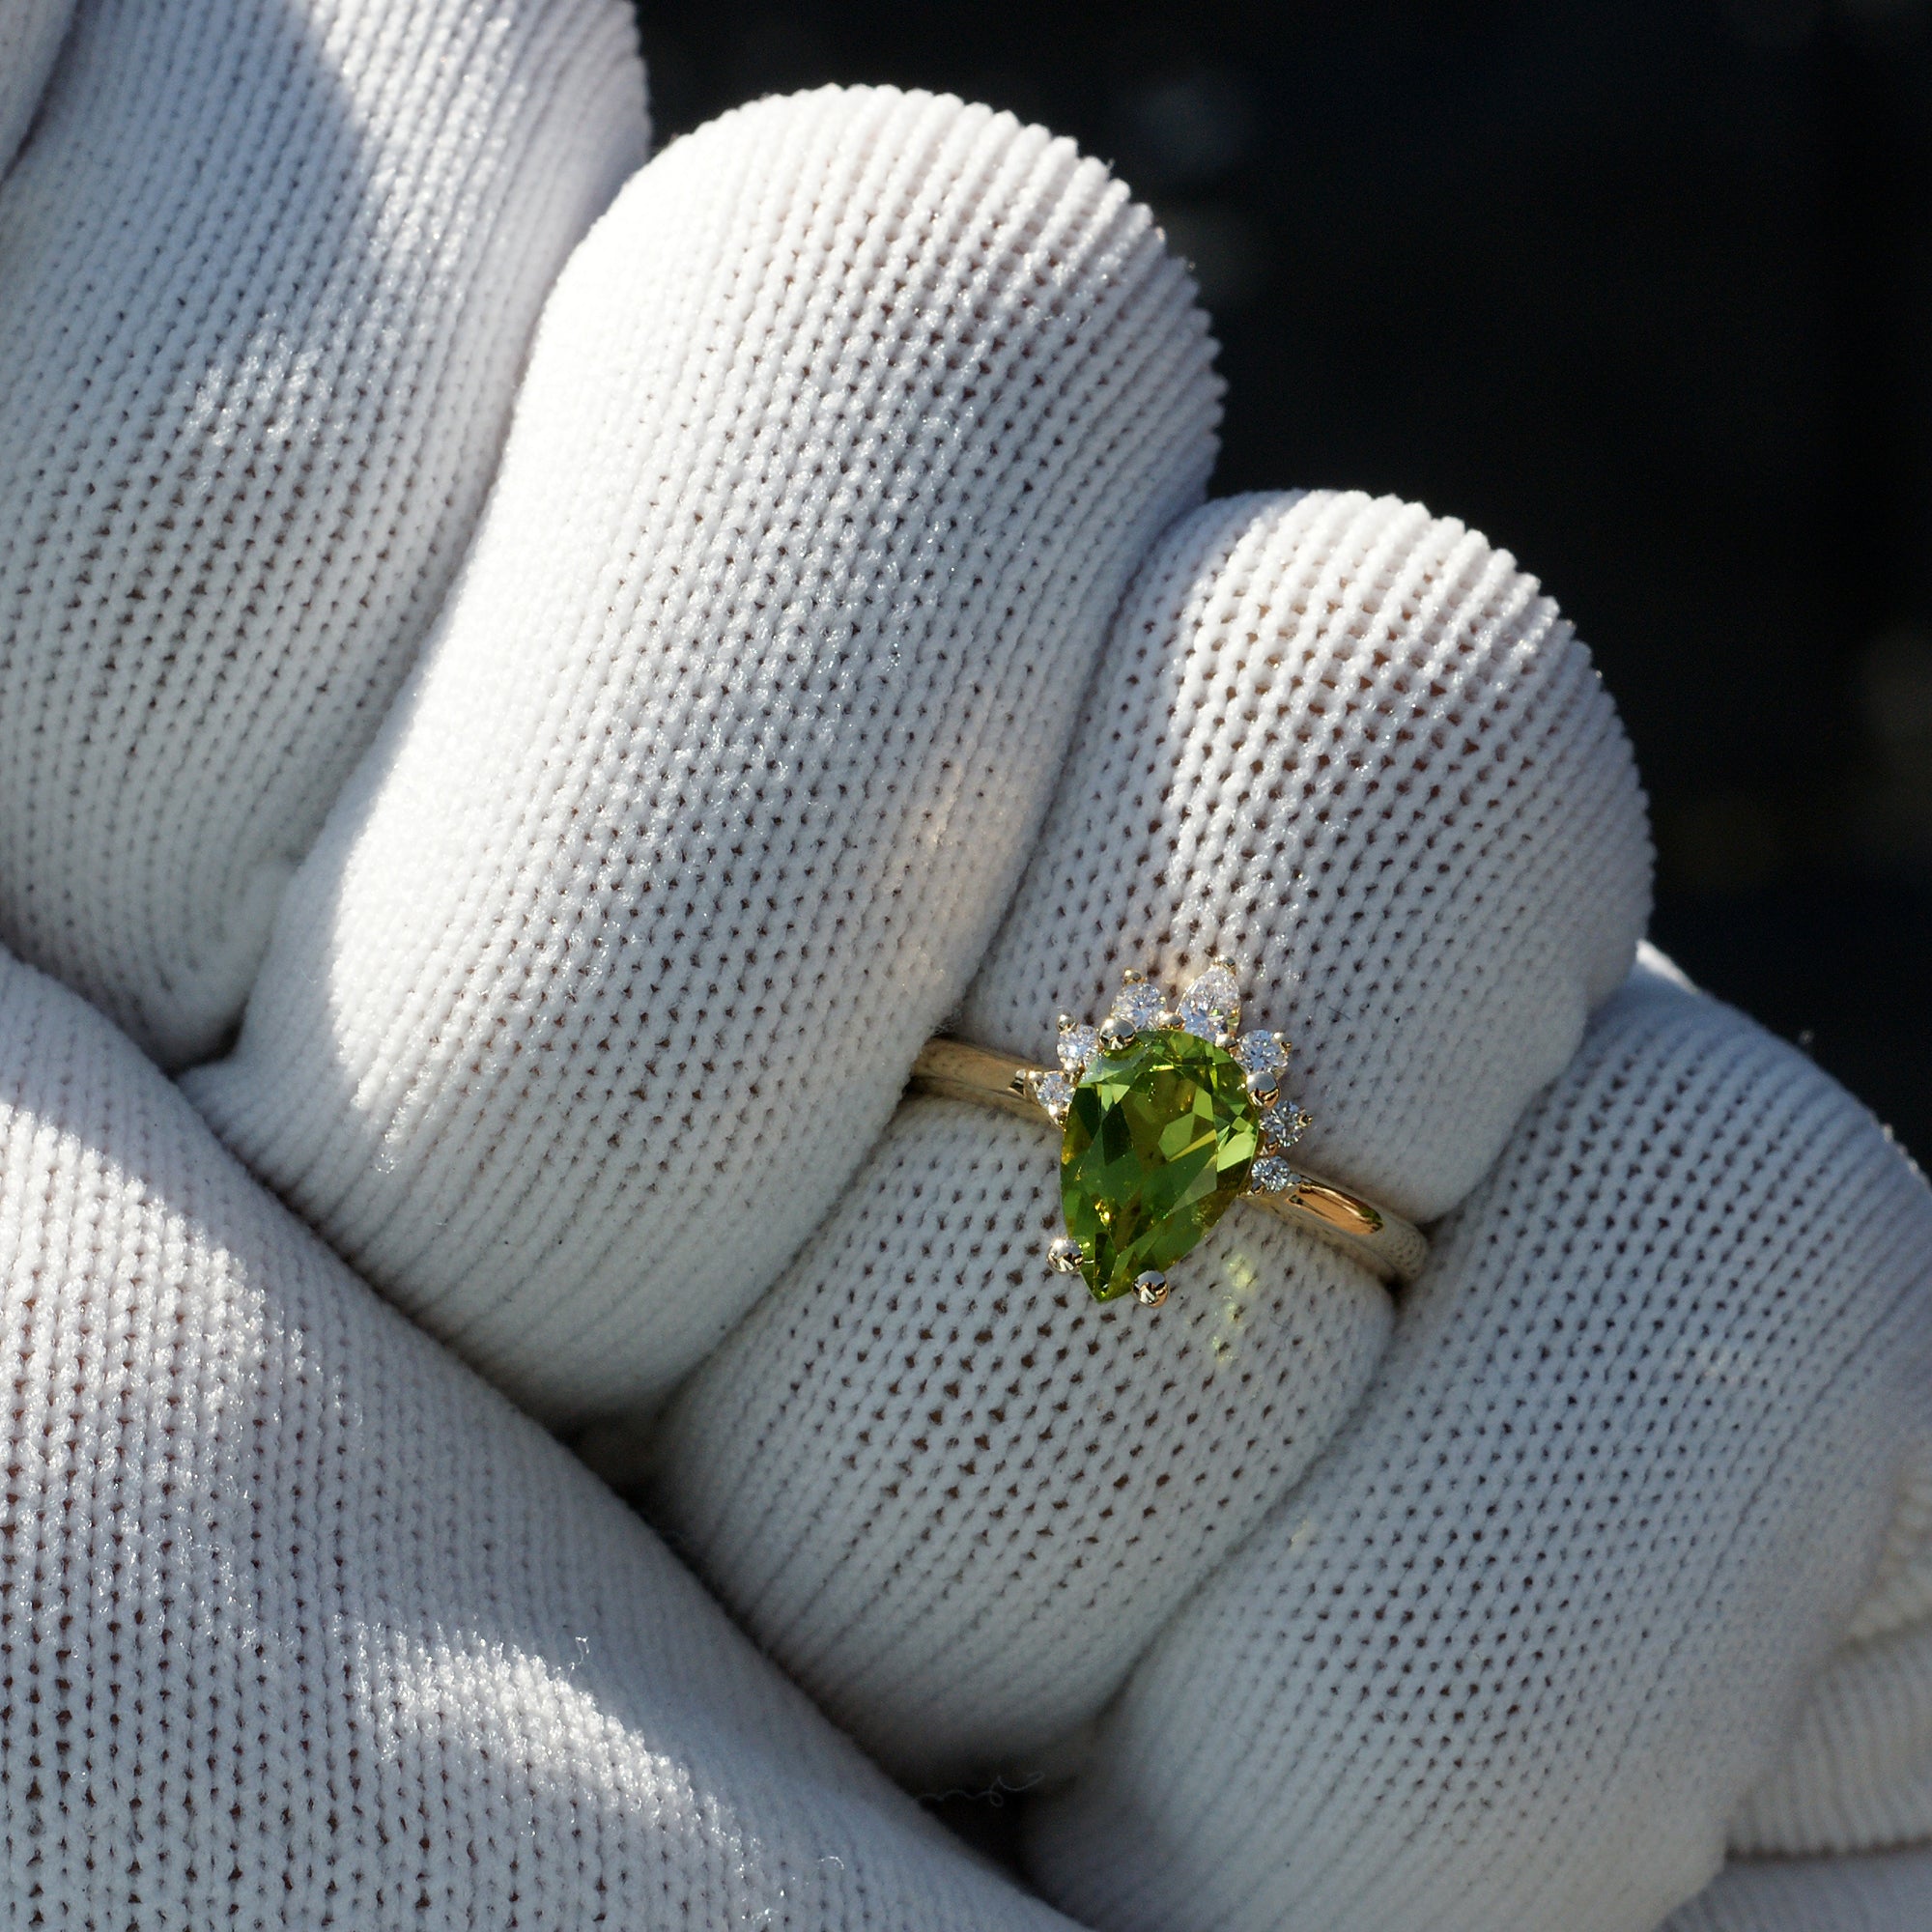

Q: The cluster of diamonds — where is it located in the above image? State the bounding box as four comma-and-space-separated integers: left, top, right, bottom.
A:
1024, 960, 1312, 1195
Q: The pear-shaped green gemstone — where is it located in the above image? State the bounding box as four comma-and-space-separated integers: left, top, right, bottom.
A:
1060, 1027, 1261, 1301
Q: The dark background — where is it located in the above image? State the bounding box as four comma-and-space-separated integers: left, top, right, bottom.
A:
638, 0, 1932, 1168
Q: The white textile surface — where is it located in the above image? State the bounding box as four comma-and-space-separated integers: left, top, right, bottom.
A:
0, 6, 1929, 1926
653, 487, 1649, 1786
0, 0, 644, 1065
0, 945, 1071, 1927
188, 84, 1220, 1425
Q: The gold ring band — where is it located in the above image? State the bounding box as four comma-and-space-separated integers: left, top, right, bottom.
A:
909, 1036, 1428, 1291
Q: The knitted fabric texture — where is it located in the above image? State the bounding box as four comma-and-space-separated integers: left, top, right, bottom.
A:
188, 87, 1223, 1425
0, 944, 1077, 1930
657, 1100, 1391, 1787
652, 489, 1650, 1784
1663, 1848, 1932, 1930
5, 28, 1930, 1924
0, 0, 646, 1065
1026, 962, 1932, 1932
0, 0, 71, 173
1728, 1605, 1932, 1853
1727, 1429, 1932, 1854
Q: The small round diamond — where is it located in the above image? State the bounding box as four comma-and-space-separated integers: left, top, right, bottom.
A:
1263, 1102, 1311, 1151
1177, 963, 1239, 1039
1058, 1023, 1099, 1074
1251, 1154, 1299, 1194
1111, 980, 1165, 1031
1236, 1031, 1289, 1077
1035, 1070, 1072, 1119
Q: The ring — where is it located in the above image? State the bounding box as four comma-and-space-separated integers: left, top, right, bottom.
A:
910, 961, 1427, 1304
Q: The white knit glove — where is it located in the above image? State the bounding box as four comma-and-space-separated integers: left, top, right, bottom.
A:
3, 3, 1930, 1928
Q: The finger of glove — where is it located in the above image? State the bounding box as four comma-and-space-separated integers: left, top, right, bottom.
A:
0, 1, 72, 173
1722, 1435, 1932, 1854
963, 488, 1649, 1221
1728, 1617, 1932, 1854
650, 489, 1649, 1786
1024, 960, 1932, 1932
653, 1096, 1392, 1788
1662, 1849, 1932, 1932
0, 0, 646, 1065
186, 87, 1222, 1425
0, 947, 1076, 1930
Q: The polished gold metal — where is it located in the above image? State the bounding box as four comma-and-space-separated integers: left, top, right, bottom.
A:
908, 1037, 1428, 1289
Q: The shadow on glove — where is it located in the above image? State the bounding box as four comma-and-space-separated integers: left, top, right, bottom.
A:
0, 0, 644, 1065
0, 946, 1071, 1927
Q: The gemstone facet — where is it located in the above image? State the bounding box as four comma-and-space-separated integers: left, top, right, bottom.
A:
1057, 1023, 1099, 1075
1236, 1031, 1289, 1078
1034, 1070, 1073, 1121
1177, 963, 1239, 1039
1251, 1153, 1299, 1194
1059, 1028, 1261, 1301
1111, 980, 1166, 1032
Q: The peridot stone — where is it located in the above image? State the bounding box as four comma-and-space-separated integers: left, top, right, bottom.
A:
1060, 1027, 1260, 1301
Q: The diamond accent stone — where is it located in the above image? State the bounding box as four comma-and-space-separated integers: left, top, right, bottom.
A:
1177, 963, 1239, 1040
1058, 1023, 1099, 1074
1236, 1031, 1289, 1077
1035, 1071, 1072, 1119
1251, 1154, 1299, 1194
1111, 980, 1165, 1031
1263, 1103, 1311, 1151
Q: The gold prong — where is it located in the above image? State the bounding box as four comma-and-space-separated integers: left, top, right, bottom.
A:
1048, 1237, 1085, 1277
1133, 1270, 1169, 1307
1152, 1008, 1180, 1030
1121, 967, 1146, 983
1057, 1012, 1076, 1034
1097, 1016, 1137, 1053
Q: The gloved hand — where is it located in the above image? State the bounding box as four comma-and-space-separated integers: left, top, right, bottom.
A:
1, 3, 1928, 1928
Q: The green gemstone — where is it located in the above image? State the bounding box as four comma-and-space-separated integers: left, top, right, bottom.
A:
1060, 1027, 1261, 1301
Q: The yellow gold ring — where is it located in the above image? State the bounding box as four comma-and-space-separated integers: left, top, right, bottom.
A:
910, 962, 1427, 1305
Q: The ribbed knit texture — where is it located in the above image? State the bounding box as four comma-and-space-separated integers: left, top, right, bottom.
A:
1662, 1848, 1932, 1929
651, 490, 1650, 1786
6, 28, 1929, 1918
0, 0, 646, 1065
961, 488, 1648, 1221
0, 943, 1076, 1929
1728, 1615, 1932, 1854
1725, 1434, 1932, 1858
1026, 962, 1932, 1932
657, 1100, 1390, 1788
0, 0, 71, 173
187, 87, 1222, 1426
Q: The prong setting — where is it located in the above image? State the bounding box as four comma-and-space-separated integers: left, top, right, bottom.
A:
1044, 957, 1309, 1310
1026, 1068, 1073, 1124
1250, 1155, 1302, 1196
1058, 1021, 1099, 1076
